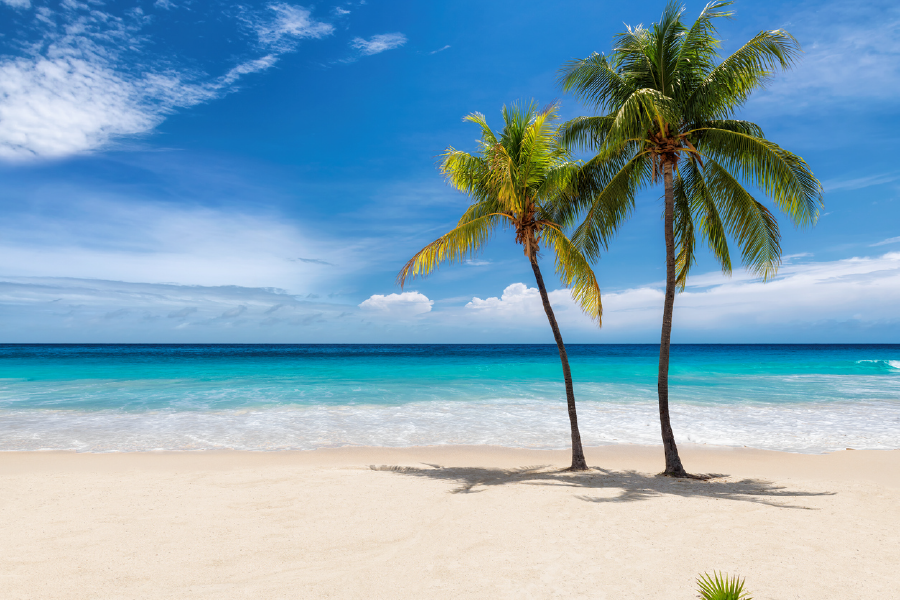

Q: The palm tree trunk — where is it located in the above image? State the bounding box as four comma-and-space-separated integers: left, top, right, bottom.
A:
529, 255, 589, 471
659, 162, 688, 477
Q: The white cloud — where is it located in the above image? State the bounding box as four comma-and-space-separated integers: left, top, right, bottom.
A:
754, 1, 900, 108
1, 0, 30, 8
334, 7, 350, 15
462, 252, 900, 339
359, 291, 433, 315
219, 54, 279, 86
255, 3, 334, 50
871, 236, 900, 247
0, 199, 350, 292
429, 45, 450, 55
822, 172, 900, 192
467, 283, 545, 318
0, 3, 333, 160
153, 0, 174, 9
351, 33, 407, 56
0, 56, 161, 159
0, 276, 356, 341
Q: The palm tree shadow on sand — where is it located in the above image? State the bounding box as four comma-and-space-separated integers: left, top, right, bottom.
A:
370, 464, 833, 510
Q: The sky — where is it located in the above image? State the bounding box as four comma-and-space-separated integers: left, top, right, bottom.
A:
0, 0, 898, 343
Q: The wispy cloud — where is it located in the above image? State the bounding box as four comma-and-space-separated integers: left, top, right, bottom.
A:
254, 3, 334, 50
0, 276, 355, 341
822, 172, 900, 192
1, 0, 30, 8
429, 45, 450, 55
753, 0, 900, 109
871, 236, 900, 247
0, 3, 334, 160
293, 257, 333, 265
351, 33, 407, 56
0, 196, 353, 292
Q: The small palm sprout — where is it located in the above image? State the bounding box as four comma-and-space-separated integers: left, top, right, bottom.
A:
398, 102, 602, 471
697, 572, 752, 600
559, 0, 823, 477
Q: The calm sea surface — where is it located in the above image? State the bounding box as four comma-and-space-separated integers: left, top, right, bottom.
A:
1, 344, 898, 453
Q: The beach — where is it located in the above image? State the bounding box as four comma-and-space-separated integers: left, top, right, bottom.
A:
2, 444, 898, 599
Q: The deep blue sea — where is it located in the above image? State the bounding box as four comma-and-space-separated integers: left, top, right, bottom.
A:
1, 344, 898, 453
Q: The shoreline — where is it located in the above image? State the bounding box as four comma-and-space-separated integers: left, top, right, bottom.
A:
3, 444, 899, 485
3, 444, 899, 599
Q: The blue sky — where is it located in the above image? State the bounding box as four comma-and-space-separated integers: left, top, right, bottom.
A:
0, 0, 898, 343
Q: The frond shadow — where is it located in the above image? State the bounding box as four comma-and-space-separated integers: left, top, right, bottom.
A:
369, 464, 834, 509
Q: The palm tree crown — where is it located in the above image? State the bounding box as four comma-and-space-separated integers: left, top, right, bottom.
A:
559, 0, 823, 476
399, 102, 601, 323
561, 0, 822, 282
398, 102, 602, 470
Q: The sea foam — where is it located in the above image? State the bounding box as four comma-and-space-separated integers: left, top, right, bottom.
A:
1, 397, 897, 454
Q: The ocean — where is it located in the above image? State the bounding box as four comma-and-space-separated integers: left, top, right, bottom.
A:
1, 344, 898, 453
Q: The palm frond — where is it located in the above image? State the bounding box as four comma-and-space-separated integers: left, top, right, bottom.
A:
541, 226, 603, 325
686, 29, 801, 119
702, 158, 781, 279
397, 213, 511, 287
697, 572, 752, 600
675, 1, 733, 78
684, 158, 733, 275
457, 198, 505, 226
606, 88, 679, 149
559, 53, 635, 113
672, 170, 698, 288
558, 115, 615, 152
699, 127, 822, 227
571, 150, 650, 259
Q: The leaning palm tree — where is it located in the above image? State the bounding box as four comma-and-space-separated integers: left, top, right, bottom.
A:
398, 102, 602, 471
559, 1, 822, 476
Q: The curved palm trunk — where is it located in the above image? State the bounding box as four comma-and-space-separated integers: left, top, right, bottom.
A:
659, 163, 688, 477
529, 255, 589, 471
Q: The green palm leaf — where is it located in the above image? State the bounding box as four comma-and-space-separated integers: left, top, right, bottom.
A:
542, 226, 602, 324
697, 572, 752, 600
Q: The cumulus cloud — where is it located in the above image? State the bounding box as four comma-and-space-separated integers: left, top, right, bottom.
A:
467, 283, 548, 318
0, 3, 333, 160
464, 252, 900, 340
351, 33, 407, 55
359, 291, 433, 315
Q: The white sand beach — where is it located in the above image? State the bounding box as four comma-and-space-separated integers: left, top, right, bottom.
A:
2, 445, 898, 599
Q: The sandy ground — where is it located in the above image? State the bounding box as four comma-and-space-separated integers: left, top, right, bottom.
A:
1, 445, 898, 599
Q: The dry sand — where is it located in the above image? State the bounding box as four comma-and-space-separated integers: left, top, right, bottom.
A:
1, 445, 898, 599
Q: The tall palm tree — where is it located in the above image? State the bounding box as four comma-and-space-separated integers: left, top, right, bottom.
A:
559, 1, 823, 476
398, 102, 602, 471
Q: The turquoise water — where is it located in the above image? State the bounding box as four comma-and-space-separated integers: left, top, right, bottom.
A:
1, 344, 898, 453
